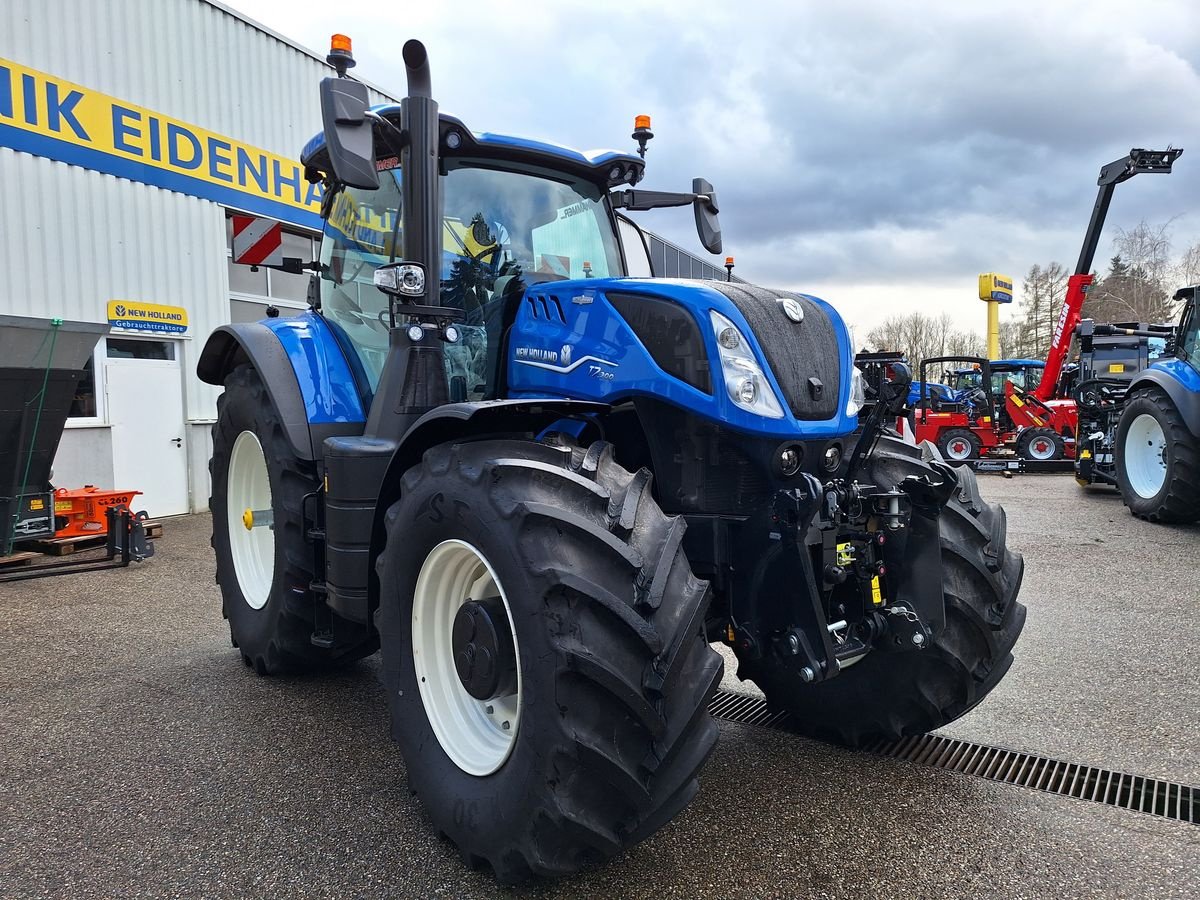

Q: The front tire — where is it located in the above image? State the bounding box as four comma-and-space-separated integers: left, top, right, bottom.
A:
1017, 426, 1064, 461
938, 427, 981, 462
1116, 388, 1200, 523
738, 435, 1026, 746
376, 438, 722, 881
210, 364, 375, 674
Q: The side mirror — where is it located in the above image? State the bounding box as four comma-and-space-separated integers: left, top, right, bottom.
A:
692, 177, 722, 254
319, 78, 380, 190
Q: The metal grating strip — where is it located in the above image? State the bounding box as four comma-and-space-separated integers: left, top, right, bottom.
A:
708, 690, 1198, 827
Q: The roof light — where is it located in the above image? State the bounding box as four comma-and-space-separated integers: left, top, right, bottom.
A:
725, 256, 735, 266
632, 115, 654, 159
327, 33, 356, 76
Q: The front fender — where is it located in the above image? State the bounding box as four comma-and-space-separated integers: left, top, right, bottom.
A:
365, 399, 609, 612
1131, 361, 1200, 436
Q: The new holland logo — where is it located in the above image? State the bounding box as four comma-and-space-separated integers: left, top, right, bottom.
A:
560, 344, 573, 366
778, 298, 804, 323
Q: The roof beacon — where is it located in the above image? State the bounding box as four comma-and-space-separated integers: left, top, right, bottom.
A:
327, 34, 355, 77
632, 115, 653, 158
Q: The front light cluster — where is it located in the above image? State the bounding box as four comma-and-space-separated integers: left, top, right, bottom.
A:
709, 311, 784, 419
846, 365, 867, 417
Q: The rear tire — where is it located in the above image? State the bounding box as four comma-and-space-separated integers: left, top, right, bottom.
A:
1017, 426, 1064, 461
738, 435, 1026, 746
937, 428, 981, 462
210, 364, 376, 674
1116, 388, 1200, 523
376, 437, 722, 881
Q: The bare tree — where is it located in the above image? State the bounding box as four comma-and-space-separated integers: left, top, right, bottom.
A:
1175, 240, 1200, 290
997, 319, 1024, 358
1085, 220, 1176, 324
865, 312, 984, 363
1017, 262, 1068, 358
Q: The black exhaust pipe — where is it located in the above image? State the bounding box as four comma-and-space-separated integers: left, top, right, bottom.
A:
403, 39, 431, 99
366, 39, 447, 440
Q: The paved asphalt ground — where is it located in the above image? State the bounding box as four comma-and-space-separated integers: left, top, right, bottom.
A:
2, 475, 1197, 898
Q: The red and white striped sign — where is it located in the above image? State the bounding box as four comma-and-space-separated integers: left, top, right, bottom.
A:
232, 215, 283, 266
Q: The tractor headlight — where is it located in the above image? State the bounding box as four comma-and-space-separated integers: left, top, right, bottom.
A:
709, 311, 785, 419
846, 365, 866, 417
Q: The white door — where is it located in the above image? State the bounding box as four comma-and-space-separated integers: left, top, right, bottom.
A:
105, 338, 189, 517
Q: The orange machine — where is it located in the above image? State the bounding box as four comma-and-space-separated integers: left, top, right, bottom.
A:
53, 486, 142, 537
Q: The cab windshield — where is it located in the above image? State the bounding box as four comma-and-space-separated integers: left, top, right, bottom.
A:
319, 162, 622, 392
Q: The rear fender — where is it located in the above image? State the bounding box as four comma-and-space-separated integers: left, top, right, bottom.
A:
197, 316, 366, 460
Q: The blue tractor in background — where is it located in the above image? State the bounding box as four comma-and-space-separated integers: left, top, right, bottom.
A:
197, 37, 1025, 881
1115, 285, 1200, 521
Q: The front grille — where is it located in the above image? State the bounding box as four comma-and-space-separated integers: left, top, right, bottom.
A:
706, 283, 841, 420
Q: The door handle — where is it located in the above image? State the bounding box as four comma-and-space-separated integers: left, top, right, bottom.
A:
171, 438, 182, 446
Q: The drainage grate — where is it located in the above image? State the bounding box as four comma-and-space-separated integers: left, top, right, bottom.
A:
708, 690, 1197, 826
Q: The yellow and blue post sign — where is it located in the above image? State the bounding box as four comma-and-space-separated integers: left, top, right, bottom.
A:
978, 273, 1013, 360
0, 58, 325, 230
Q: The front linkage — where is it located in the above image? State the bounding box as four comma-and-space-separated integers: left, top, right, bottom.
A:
725, 364, 957, 685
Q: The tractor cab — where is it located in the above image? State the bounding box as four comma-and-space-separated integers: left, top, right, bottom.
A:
306, 133, 637, 400
300, 38, 722, 425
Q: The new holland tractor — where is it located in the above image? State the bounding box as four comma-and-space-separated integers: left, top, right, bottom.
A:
197, 37, 1026, 880
1114, 285, 1200, 522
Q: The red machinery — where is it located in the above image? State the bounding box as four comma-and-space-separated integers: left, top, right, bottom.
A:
53, 486, 143, 537
1002, 148, 1182, 456
913, 356, 1005, 461
916, 148, 1182, 464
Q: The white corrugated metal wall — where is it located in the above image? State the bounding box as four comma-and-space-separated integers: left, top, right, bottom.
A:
0, 0, 396, 512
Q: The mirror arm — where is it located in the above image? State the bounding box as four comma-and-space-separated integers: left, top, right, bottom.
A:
364, 110, 410, 158
611, 189, 699, 211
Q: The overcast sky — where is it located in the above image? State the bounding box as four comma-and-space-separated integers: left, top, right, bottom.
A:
225, 0, 1200, 338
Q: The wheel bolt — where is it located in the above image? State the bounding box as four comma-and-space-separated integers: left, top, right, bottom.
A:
502, 721, 510, 730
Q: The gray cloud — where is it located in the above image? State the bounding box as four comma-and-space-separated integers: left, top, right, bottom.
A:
228, 0, 1200, 329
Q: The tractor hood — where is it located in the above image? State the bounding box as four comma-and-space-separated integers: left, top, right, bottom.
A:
506, 277, 858, 439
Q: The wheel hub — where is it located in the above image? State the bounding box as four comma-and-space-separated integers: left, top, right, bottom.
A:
452, 596, 518, 701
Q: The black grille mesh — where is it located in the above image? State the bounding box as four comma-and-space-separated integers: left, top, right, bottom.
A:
706, 283, 841, 420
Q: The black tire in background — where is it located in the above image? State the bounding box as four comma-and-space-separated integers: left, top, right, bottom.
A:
1017, 426, 1065, 461
375, 438, 722, 882
737, 435, 1026, 746
937, 427, 982, 462
1116, 387, 1200, 523
209, 364, 376, 674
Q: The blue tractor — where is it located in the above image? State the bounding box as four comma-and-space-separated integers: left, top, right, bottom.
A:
197, 38, 1025, 880
1115, 285, 1200, 521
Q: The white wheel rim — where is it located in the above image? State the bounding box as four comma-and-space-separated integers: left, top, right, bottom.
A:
412, 539, 522, 776
1027, 434, 1056, 460
946, 437, 972, 460
227, 430, 274, 610
1124, 413, 1168, 499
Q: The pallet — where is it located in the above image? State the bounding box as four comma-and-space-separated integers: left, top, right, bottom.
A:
24, 520, 162, 557
0, 550, 40, 568
25, 533, 108, 556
